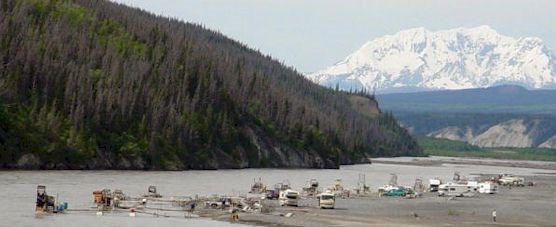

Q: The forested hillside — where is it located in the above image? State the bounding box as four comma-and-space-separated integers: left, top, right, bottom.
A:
378, 85, 556, 114
0, 0, 421, 170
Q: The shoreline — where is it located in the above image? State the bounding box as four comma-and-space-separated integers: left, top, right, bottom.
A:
204, 184, 556, 227
371, 156, 556, 170
200, 157, 556, 227
4, 157, 556, 227
5, 155, 556, 172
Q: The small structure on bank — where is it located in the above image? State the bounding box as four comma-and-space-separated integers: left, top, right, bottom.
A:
250, 178, 267, 194
302, 179, 320, 196
36, 185, 67, 214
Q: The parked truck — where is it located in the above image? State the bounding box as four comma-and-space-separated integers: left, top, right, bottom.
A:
498, 175, 525, 186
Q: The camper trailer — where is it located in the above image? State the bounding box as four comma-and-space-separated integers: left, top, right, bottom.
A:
317, 192, 335, 209
438, 182, 473, 197
279, 189, 299, 207
466, 181, 479, 191
478, 182, 497, 194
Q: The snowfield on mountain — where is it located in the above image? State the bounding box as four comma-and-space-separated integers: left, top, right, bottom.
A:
307, 25, 556, 93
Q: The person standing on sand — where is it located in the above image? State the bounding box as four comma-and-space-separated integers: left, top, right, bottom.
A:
492, 209, 497, 222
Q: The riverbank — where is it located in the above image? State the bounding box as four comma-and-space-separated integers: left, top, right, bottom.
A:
372, 156, 556, 170
210, 175, 556, 226
3, 159, 556, 227
417, 137, 556, 162
201, 157, 556, 226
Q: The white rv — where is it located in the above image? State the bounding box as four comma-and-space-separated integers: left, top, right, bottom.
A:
429, 179, 441, 192
466, 181, 479, 191
478, 182, 497, 194
438, 182, 473, 197
279, 189, 299, 207
317, 192, 335, 209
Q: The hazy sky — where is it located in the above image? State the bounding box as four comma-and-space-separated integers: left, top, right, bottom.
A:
113, 0, 556, 73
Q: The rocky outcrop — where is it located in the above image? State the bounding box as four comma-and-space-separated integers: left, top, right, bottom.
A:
348, 95, 381, 118
539, 134, 556, 148
471, 119, 534, 147
427, 119, 556, 148
1, 123, 368, 170
428, 126, 474, 142
16, 154, 41, 169
206, 124, 369, 169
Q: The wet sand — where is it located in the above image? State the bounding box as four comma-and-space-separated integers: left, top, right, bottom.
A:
3, 157, 555, 227
372, 156, 556, 170
205, 157, 556, 226
207, 176, 555, 227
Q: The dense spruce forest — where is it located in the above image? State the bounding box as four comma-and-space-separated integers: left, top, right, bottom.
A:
378, 85, 556, 115
0, 0, 421, 170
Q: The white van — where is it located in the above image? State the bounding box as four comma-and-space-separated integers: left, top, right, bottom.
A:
317, 192, 335, 209
279, 189, 300, 207
429, 179, 441, 192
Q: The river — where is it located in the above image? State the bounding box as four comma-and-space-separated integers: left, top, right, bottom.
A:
2, 157, 556, 226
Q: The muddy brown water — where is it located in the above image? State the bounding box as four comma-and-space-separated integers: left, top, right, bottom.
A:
2, 157, 555, 226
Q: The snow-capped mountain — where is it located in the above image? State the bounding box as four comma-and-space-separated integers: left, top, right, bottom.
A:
307, 26, 556, 93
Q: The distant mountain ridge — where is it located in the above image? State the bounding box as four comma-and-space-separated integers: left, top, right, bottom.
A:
377, 85, 556, 114
308, 26, 556, 93
378, 85, 556, 149
392, 111, 556, 149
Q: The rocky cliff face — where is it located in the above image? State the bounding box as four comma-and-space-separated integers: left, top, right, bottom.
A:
540, 134, 556, 148
426, 126, 474, 142
7, 122, 370, 170
471, 119, 536, 147
427, 119, 556, 148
